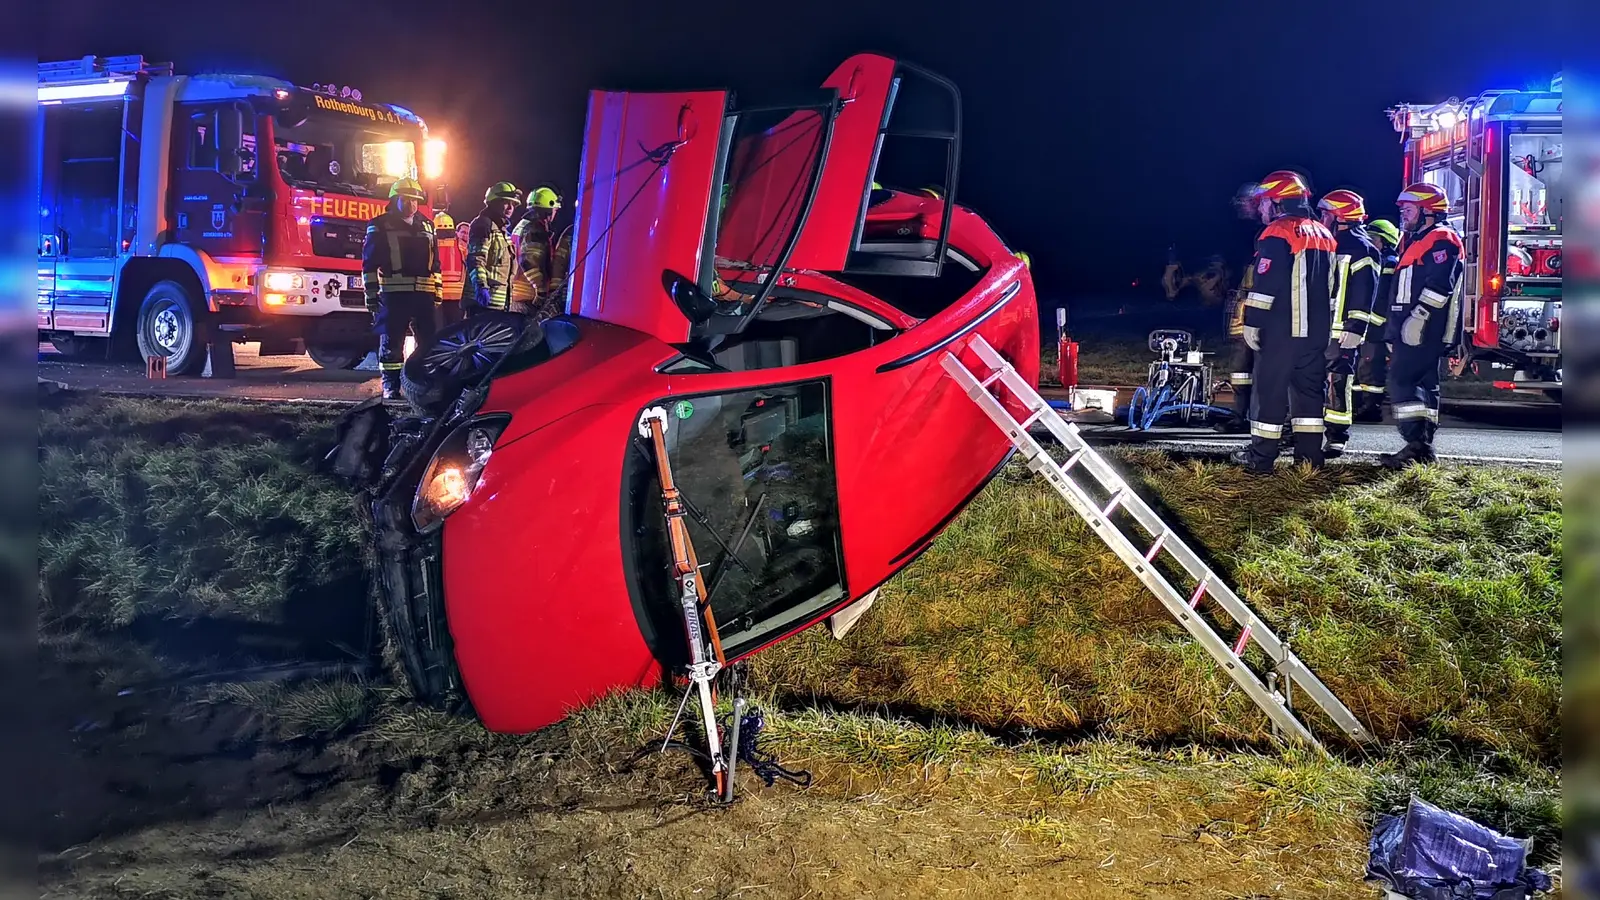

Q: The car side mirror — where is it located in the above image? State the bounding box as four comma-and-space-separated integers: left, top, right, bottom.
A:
663, 270, 719, 325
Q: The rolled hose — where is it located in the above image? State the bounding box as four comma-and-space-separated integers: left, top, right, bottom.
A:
1128, 384, 1232, 430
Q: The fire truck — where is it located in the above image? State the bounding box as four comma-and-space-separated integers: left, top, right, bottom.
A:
1387, 73, 1563, 398
37, 54, 452, 374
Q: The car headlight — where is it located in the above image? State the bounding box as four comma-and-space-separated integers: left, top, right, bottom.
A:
411, 414, 511, 532
264, 271, 305, 291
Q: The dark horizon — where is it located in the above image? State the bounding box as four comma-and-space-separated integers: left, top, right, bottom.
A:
42, 0, 1561, 301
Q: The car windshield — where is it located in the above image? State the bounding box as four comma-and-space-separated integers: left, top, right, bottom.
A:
271, 110, 420, 197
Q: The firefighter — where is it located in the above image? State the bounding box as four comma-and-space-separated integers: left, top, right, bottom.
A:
463, 181, 522, 317
362, 177, 442, 399
1227, 170, 1337, 474
1354, 218, 1402, 421
433, 210, 465, 328
1316, 189, 1381, 458
1382, 183, 1463, 469
1214, 256, 1255, 434
510, 185, 573, 320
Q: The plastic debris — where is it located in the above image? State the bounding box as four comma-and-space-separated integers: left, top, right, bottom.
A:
1366, 796, 1552, 899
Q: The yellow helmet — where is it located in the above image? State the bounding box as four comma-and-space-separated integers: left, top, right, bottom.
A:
484, 181, 522, 205
389, 177, 425, 201
919, 186, 944, 200
433, 211, 455, 229
528, 186, 561, 210
1016, 250, 1031, 270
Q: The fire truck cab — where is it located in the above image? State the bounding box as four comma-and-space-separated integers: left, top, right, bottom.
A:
37, 55, 451, 374
1387, 73, 1563, 397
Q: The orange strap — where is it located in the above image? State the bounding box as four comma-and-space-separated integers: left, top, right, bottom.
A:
646, 417, 727, 666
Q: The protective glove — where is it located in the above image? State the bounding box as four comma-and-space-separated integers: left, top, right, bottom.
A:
1338, 330, 1364, 350
1242, 325, 1261, 351
1400, 308, 1430, 347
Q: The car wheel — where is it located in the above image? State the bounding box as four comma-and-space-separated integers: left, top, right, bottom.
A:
401, 311, 540, 415
306, 343, 365, 370
135, 280, 206, 375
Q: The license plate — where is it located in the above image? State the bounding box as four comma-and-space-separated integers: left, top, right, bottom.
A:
347, 275, 363, 290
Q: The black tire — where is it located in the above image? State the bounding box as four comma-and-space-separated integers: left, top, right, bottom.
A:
135, 280, 206, 375
401, 311, 540, 415
306, 343, 365, 370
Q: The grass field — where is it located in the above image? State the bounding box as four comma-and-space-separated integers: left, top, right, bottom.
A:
37, 392, 1562, 899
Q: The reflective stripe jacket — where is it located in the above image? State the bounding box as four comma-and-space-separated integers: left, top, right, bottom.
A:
1370, 247, 1399, 336
510, 216, 574, 317
1384, 222, 1464, 347
362, 210, 443, 300
1241, 215, 1336, 341
465, 210, 516, 310
1330, 224, 1381, 340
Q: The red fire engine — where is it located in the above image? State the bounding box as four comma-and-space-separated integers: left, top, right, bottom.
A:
1387, 72, 1562, 397
37, 55, 452, 374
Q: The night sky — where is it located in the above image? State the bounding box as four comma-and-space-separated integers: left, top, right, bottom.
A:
43, 0, 1560, 299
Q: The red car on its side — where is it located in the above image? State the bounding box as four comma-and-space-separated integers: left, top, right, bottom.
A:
334, 53, 1039, 733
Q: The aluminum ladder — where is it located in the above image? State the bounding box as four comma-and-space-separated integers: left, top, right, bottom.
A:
941, 335, 1374, 750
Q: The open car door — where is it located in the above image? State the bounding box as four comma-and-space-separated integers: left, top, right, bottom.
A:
716, 53, 963, 280
566, 88, 731, 345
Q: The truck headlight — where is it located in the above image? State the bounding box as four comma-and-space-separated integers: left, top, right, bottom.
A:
411, 414, 511, 532
264, 271, 305, 292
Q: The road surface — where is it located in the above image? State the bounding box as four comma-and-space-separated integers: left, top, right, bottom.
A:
38, 341, 386, 404
40, 342, 1561, 466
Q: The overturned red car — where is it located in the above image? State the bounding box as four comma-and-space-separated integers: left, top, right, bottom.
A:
334, 53, 1039, 733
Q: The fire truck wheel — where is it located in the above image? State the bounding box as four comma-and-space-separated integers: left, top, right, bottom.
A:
401, 311, 541, 415
305, 344, 364, 370
135, 280, 205, 376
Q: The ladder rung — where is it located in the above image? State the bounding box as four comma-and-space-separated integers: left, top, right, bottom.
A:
1061, 449, 1087, 472
1019, 406, 1048, 429
1233, 624, 1253, 657
1188, 578, 1207, 609
978, 370, 1004, 389
1144, 531, 1167, 562
1101, 490, 1125, 519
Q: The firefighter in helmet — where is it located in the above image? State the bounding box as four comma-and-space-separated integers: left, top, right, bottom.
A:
1354, 217, 1402, 421
1228, 170, 1338, 474
1382, 183, 1463, 469
463, 181, 522, 317
362, 177, 442, 399
1315, 189, 1382, 458
510, 185, 573, 320
433, 210, 466, 328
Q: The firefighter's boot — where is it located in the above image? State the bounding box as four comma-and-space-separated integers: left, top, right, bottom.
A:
1227, 447, 1274, 476
1293, 432, 1325, 470
1380, 441, 1436, 470
1352, 400, 1384, 424
381, 372, 403, 401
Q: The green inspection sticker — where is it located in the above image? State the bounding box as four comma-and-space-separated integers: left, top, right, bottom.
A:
673, 400, 694, 420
